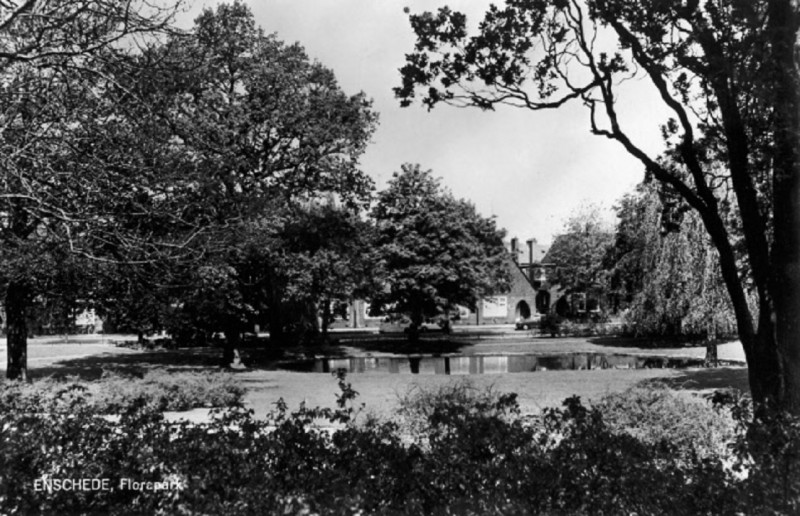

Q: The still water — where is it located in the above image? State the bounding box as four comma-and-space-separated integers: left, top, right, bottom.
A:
285, 353, 705, 375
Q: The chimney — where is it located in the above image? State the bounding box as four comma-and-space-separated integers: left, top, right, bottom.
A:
511, 237, 518, 263
526, 239, 535, 283
526, 239, 534, 265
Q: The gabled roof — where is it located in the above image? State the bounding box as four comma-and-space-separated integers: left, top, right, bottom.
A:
507, 238, 549, 265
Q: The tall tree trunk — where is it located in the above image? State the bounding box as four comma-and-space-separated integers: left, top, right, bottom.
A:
768, 0, 800, 414
321, 298, 331, 341
407, 306, 422, 343
5, 281, 30, 381
704, 326, 718, 368
268, 307, 285, 345
745, 320, 784, 411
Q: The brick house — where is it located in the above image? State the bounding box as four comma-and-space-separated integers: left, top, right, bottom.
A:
337, 236, 557, 328
467, 237, 557, 325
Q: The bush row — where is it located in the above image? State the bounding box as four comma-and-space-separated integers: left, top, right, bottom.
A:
1, 374, 798, 515
0, 369, 244, 413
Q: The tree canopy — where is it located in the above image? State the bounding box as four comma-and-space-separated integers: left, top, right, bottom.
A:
545, 203, 614, 313
371, 164, 509, 339
0, 0, 190, 379
1, 0, 379, 376
610, 182, 739, 340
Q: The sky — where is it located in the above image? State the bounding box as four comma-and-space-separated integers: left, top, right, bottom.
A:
184, 1, 672, 245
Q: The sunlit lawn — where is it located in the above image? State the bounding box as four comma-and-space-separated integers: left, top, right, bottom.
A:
1, 332, 749, 421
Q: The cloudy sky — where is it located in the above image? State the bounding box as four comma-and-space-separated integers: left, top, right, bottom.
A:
186, 1, 671, 245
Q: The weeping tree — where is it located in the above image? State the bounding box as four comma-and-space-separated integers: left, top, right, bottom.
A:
396, 0, 800, 413
610, 181, 741, 363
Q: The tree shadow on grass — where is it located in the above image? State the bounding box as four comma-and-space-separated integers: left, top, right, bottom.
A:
26, 342, 352, 381
28, 348, 227, 381
644, 366, 751, 394
24, 334, 475, 381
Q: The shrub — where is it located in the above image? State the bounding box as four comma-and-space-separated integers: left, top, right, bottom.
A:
0, 369, 245, 414
710, 390, 800, 515
1, 372, 798, 515
92, 369, 244, 412
593, 383, 737, 463
396, 380, 520, 445
539, 314, 563, 337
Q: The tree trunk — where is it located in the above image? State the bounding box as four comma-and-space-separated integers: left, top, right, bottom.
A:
767, 0, 800, 414
743, 325, 784, 411
5, 281, 30, 381
268, 307, 285, 345
321, 298, 331, 341
704, 327, 718, 368
407, 307, 422, 343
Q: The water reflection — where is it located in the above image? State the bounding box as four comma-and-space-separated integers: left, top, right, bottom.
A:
295, 353, 704, 375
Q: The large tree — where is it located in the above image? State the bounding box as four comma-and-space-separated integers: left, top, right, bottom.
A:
104, 1, 378, 356
371, 164, 510, 341
611, 182, 739, 345
277, 201, 379, 340
0, 1, 187, 380
545, 203, 614, 315
396, 0, 800, 413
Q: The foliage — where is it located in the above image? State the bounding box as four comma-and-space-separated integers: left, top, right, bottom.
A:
395, 0, 800, 411
165, 265, 254, 348
274, 202, 380, 337
395, 379, 520, 445
94, 264, 175, 341
545, 203, 614, 314
83, 2, 380, 350
159, 1, 377, 210
0, 1, 182, 67
539, 313, 563, 337
611, 182, 740, 338
595, 384, 737, 464
371, 164, 510, 339
0, 369, 244, 413
1, 372, 799, 514
0, 0, 195, 379
121, 1, 380, 348
710, 389, 800, 515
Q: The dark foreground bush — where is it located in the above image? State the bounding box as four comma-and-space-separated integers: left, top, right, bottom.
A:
1, 372, 798, 515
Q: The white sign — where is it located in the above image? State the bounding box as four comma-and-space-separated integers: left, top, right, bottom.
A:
481, 296, 507, 318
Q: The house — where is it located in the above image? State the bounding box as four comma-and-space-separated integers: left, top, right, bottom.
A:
330, 236, 559, 328
467, 237, 558, 325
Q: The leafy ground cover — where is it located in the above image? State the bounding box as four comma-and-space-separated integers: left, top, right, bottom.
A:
0, 369, 244, 413
0, 372, 797, 515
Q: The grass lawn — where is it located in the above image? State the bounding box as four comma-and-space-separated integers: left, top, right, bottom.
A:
238, 366, 749, 421
1, 332, 750, 421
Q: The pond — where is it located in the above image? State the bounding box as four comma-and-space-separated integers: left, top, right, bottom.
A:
284, 353, 708, 375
